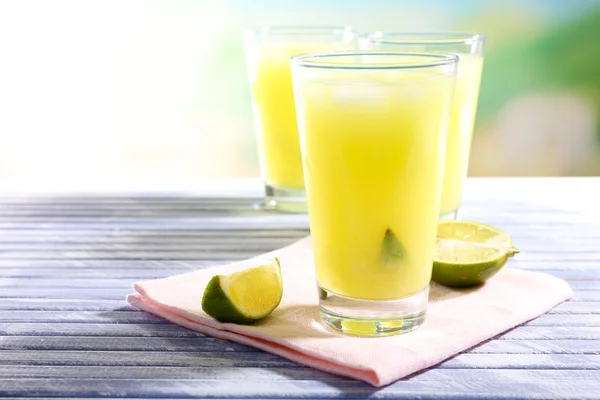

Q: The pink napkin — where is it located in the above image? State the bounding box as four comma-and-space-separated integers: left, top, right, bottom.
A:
127, 237, 572, 387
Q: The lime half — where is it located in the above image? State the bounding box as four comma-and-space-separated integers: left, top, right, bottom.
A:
432, 221, 520, 288
201, 258, 283, 324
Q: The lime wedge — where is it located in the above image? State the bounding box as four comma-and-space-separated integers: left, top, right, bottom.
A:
432, 221, 519, 288
201, 258, 283, 324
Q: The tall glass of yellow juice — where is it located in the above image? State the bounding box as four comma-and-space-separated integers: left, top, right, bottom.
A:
291, 52, 457, 336
244, 27, 355, 212
360, 33, 485, 219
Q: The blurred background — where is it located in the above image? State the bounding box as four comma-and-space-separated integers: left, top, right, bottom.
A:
0, 0, 599, 191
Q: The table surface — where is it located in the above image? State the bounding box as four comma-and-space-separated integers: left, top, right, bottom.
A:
1, 178, 599, 400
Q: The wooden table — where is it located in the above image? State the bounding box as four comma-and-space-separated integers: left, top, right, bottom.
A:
1, 178, 599, 399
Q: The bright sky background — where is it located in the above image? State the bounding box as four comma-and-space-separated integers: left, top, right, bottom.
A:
0, 0, 597, 191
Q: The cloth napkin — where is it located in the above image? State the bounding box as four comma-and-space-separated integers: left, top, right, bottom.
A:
127, 237, 572, 387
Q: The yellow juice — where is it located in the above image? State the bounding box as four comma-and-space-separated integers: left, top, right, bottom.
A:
250, 43, 351, 190
440, 54, 483, 216
298, 72, 454, 300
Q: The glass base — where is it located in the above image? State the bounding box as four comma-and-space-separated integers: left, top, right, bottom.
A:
261, 184, 307, 213
318, 286, 429, 337
439, 209, 458, 220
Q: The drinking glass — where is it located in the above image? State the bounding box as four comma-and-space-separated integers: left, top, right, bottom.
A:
291, 51, 458, 336
361, 32, 485, 219
244, 26, 355, 212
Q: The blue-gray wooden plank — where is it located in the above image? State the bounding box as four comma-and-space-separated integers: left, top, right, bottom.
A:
1, 371, 600, 399
0, 178, 599, 399
1, 336, 598, 354
1, 351, 600, 370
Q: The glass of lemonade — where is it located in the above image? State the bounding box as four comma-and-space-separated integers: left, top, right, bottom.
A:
244, 26, 355, 212
360, 32, 485, 219
291, 52, 458, 336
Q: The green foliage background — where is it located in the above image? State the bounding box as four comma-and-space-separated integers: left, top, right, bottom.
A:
478, 7, 600, 140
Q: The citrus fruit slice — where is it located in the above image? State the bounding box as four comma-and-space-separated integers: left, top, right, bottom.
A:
432, 221, 519, 288
201, 258, 283, 324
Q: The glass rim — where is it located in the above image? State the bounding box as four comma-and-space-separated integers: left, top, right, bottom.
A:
245, 25, 354, 36
361, 31, 485, 46
291, 51, 459, 70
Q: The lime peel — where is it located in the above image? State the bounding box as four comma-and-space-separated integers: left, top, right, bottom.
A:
432, 221, 520, 288
380, 228, 404, 266
201, 258, 283, 324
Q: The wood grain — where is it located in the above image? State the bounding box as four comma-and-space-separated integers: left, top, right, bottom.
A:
0, 178, 598, 399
